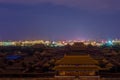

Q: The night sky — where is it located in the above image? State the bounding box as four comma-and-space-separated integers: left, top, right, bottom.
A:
0, 0, 120, 41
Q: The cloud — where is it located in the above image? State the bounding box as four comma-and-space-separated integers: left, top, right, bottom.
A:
0, 0, 120, 11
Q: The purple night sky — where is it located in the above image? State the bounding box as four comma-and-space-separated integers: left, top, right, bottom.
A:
0, 0, 120, 40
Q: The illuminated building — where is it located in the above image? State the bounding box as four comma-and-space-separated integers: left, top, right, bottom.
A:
54, 54, 101, 80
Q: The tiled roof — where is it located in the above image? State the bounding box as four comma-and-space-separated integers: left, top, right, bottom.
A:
54, 66, 101, 71
56, 55, 98, 65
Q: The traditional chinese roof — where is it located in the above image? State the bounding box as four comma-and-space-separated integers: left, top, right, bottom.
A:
54, 66, 101, 71
56, 55, 98, 65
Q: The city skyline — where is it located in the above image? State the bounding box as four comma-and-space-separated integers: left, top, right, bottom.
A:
0, 0, 120, 40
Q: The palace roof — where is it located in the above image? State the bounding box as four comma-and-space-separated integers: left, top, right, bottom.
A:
56, 55, 98, 65
54, 66, 101, 71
